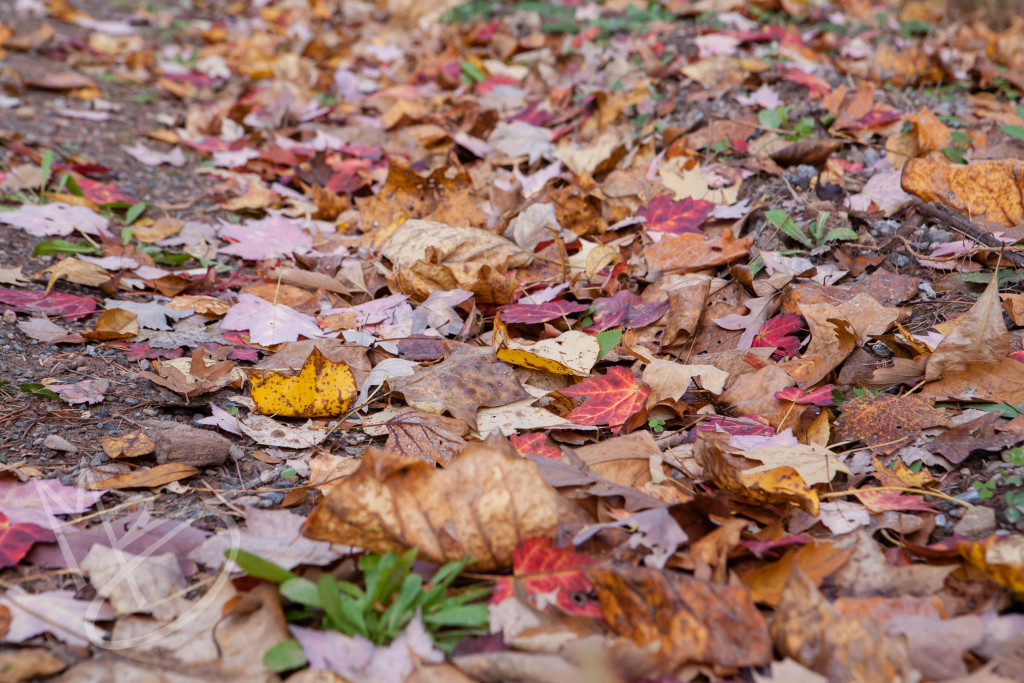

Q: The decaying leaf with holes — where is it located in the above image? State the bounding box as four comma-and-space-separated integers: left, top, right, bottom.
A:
834, 394, 948, 454
384, 409, 469, 467
248, 347, 357, 418
302, 444, 558, 570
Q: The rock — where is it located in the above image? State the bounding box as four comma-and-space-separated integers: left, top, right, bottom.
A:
151, 424, 232, 468
43, 434, 76, 452
953, 505, 996, 538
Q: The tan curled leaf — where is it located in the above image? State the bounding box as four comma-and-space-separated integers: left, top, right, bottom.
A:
83, 463, 198, 490
925, 277, 1008, 382
302, 444, 559, 571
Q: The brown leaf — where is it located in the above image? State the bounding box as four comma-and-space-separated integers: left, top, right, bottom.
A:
587, 564, 772, 673
83, 463, 198, 490
901, 158, 1024, 228
769, 138, 843, 167
662, 279, 710, 347
302, 444, 559, 571
695, 432, 819, 515
717, 365, 807, 432
381, 219, 532, 303
919, 357, 1024, 404
923, 412, 1019, 464
101, 431, 156, 459
772, 565, 916, 681
742, 540, 855, 606
644, 229, 752, 275
357, 158, 489, 245
780, 302, 856, 387
384, 409, 469, 467
390, 346, 530, 429
834, 394, 948, 454
81, 308, 139, 342
925, 276, 1008, 382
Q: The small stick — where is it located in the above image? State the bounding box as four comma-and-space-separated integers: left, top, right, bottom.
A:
915, 202, 1024, 268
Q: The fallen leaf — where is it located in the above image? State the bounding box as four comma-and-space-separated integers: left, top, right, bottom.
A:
925, 276, 1008, 382
644, 229, 752, 274
902, 158, 1024, 227
0, 480, 103, 529
835, 394, 949, 454
237, 414, 330, 449
220, 292, 324, 346
772, 566, 915, 681
639, 195, 715, 234
390, 346, 531, 429
0, 288, 96, 321
0, 513, 54, 569
490, 537, 600, 617
381, 220, 532, 304
737, 443, 850, 486
48, 379, 109, 405
303, 444, 559, 571
384, 409, 469, 466
248, 347, 357, 418
82, 463, 199, 490
588, 564, 771, 673
499, 299, 590, 324
742, 540, 855, 606
588, 291, 668, 332
101, 430, 156, 459
81, 308, 139, 342
0, 590, 112, 647
17, 317, 85, 343
38, 257, 110, 293
560, 366, 649, 430
497, 330, 600, 377
476, 398, 567, 436
956, 535, 1024, 598
642, 359, 729, 407
0, 202, 109, 237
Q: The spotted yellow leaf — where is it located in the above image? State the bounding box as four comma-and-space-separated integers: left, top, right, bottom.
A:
248, 347, 357, 418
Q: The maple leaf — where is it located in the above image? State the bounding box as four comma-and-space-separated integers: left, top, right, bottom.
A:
499, 299, 590, 324
0, 512, 54, 569
218, 214, 314, 260
0, 288, 97, 321
751, 313, 805, 358
510, 433, 561, 459
560, 366, 650, 429
775, 385, 836, 406
220, 292, 324, 346
587, 291, 668, 333
491, 537, 601, 617
0, 590, 113, 646
0, 479, 104, 529
835, 394, 949, 454
0, 202, 109, 237
644, 229, 752, 274
75, 177, 138, 206
639, 195, 715, 234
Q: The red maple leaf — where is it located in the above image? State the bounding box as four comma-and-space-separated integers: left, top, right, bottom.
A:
0, 288, 97, 321
852, 489, 936, 514
490, 537, 601, 617
510, 433, 561, 459
0, 512, 54, 569
1010, 351, 1024, 364
695, 414, 774, 437
845, 109, 904, 130
638, 195, 715, 235
587, 291, 668, 333
782, 69, 831, 98
751, 313, 805, 358
499, 299, 590, 324
74, 178, 138, 207
775, 385, 836, 406
561, 366, 649, 430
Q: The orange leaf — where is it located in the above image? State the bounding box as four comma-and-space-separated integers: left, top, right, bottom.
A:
644, 229, 751, 274
83, 463, 198, 490
560, 366, 649, 429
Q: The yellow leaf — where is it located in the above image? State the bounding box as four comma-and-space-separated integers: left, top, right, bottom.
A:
248, 347, 357, 418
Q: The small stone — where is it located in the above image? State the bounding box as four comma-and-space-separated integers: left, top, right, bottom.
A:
870, 341, 894, 358
873, 219, 898, 235
955, 488, 981, 504
925, 228, 952, 243
43, 434, 77, 452
892, 253, 910, 268
150, 424, 232, 468
59, 475, 74, 487
90, 453, 109, 466
124, 398, 139, 405
918, 282, 936, 299
953, 505, 996, 539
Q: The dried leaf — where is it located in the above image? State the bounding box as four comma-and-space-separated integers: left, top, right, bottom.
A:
101, 430, 155, 459
835, 394, 949, 454
248, 347, 357, 418
925, 276, 1009, 382
560, 366, 649, 430
303, 444, 559, 571
902, 158, 1024, 227
82, 463, 198, 490
384, 409, 469, 466
644, 229, 751, 274
490, 538, 600, 617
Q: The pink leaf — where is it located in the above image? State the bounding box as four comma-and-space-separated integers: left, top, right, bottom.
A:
218, 214, 313, 260
775, 385, 836, 406
221, 293, 324, 346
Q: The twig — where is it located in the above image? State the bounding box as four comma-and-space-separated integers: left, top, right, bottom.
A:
916, 202, 1024, 268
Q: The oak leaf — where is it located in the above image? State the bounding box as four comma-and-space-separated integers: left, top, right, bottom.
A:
302, 444, 559, 571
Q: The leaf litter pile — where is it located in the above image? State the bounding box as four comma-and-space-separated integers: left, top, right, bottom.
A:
3, 0, 1024, 680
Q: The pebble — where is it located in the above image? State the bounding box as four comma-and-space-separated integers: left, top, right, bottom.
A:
893, 253, 910, 268
953, 505, 996, 538
59, 475, 74, 487
925, 228, 952, 243
955, 488, 982, 504
258, 492, 286, 505
90, 453, 107, 466
934, 514, 948, 529
874, 219, 899, 235
918, 282, 937, 299
863, 148, 882, 167
870, 341, 894, 358
124, 398, 139, 405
